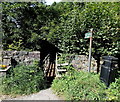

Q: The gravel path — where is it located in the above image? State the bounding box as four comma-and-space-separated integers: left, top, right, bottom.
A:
5, 88, 62, 100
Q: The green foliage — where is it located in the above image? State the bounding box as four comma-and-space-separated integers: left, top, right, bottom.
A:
1, 61, 46, 95
52, 69, 120, 101
2, 2, 120, 57
81, 2, 120, 56
8, 39, 23, 51
57, 53, 74, 64
106, 78, 120, 101
52, 70, 106, 100
2, 2, 60, 51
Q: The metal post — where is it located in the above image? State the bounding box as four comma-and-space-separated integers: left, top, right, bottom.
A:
88, 28, 93, 72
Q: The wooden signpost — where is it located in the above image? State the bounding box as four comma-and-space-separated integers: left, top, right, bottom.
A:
85, 32, 92, 38
85, 28, 93, 72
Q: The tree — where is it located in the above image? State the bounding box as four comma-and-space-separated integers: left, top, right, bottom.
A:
2, 2, 60, 51
2, 2, 120, 59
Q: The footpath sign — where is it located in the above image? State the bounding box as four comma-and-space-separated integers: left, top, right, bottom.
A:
85, 28, 93, 72
85, 32, 92, 38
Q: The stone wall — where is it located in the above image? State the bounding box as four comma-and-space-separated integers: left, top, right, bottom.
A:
1, 51, 40, 66
1, 51, 103, 73
71, 55, 101, 72
0, 51, 40, 78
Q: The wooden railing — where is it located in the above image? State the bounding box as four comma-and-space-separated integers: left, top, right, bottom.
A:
55, 53, 68, 77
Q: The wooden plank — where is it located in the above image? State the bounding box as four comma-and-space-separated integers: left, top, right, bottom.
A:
57, 69, 67, 72
55, 53, 58, 75
57, 63, 69, 66
0, 66, 11, 72
56, 74, 62, 78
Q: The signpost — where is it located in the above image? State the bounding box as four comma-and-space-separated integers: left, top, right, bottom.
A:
85, 32, 92, 38
85, 28, 93, 72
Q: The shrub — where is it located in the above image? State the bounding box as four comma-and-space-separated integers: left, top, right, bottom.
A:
106, 78, 120, 101
52, 70, 106, 100
52, 68, 120, 101
1, 60, 46, 95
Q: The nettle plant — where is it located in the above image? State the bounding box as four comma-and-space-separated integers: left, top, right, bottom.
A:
52, 69, 120, 101
1, 60, 46, 95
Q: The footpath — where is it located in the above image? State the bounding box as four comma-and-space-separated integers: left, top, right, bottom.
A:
2, 88, 62, 101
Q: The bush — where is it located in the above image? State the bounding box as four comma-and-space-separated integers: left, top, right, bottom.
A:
106, 78, 120, 101
1, 60, 46, 95
52, 70, 106, 100
52, 68, 120, 101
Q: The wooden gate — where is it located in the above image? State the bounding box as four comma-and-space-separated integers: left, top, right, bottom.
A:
42, 54, 56, 78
